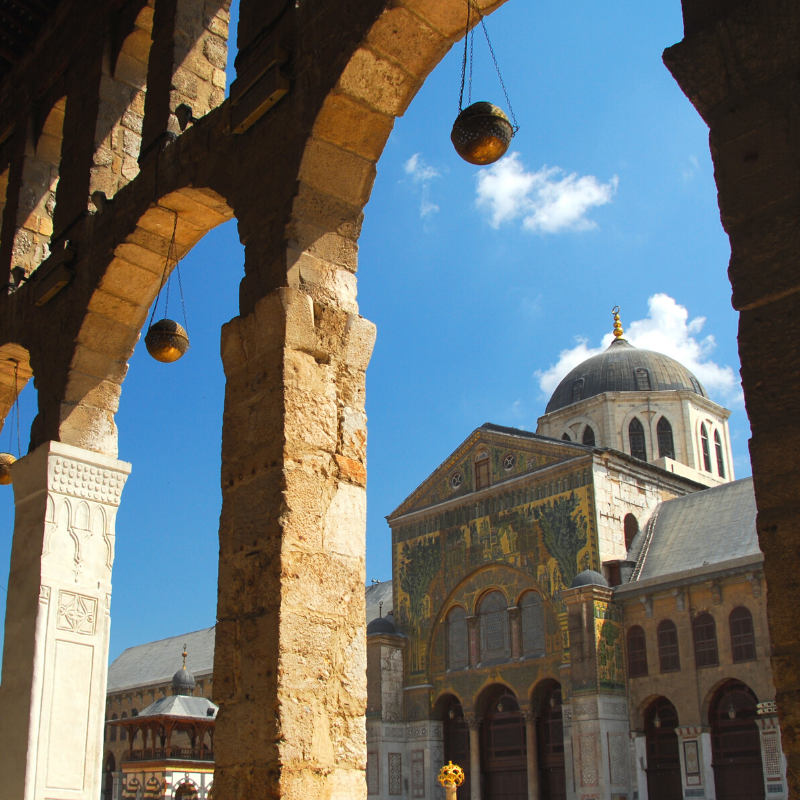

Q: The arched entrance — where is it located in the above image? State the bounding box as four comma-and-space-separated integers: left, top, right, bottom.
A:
711, 681, 765, 800
644, 697, 682, 800
102, 752, 115, 800
481, 685, 527, 800
538, 682, 566, 800
441, 696, 472, 799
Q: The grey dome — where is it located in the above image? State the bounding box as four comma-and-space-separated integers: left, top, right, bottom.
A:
367, 616, 397, 636
545, 338, 706, 414
571, 570, 609, 588
171, 665, 196, 696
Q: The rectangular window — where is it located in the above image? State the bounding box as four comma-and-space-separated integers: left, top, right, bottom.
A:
389, 753, 402, 795
412, 750, 425, 798
475, 460, 490, 491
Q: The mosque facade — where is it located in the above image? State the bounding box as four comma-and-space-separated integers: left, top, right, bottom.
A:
104, 320, 784, 800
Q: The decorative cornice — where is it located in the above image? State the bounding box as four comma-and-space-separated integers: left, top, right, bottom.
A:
48, 454, 129, 506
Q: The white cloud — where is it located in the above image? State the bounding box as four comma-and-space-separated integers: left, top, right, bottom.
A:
681, 155, 700, 182
475, 152, 618, 233
536, 294, 739, 400
403, 153, 440, 218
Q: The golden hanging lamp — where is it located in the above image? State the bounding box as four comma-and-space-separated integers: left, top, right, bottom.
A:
451, 0, 519, 166
0, 360, 23, 485
145, 212, 190, 363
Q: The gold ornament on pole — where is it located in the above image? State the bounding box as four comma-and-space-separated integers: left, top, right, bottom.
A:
450, 0, 519, 165
437, 761, 465, 800
612, 306, 625, 339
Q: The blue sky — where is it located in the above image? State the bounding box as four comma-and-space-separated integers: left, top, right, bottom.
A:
0, 0, 747, 665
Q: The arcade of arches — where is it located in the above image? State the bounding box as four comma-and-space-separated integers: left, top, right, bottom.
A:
0, 0, 798, 799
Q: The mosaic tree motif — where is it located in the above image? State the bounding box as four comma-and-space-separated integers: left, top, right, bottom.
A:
534, 493, 588, 589
399, 535, 442, 627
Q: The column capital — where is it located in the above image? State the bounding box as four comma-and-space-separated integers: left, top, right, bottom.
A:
465, 712, 481, 730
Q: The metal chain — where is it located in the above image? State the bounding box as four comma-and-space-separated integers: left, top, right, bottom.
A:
176, 260, 188, 331
14, 363, 20, 458
457, 0, 472, 112
468, 27, 474, 105
479, 14, 519, 132
148, 211, 179, 328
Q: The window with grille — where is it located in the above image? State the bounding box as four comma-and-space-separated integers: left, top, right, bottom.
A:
629, 418, 647, 461
714, 430, 726, 477
635, 368, 651, 390
730, 607, 756, 663
657, 620, 681, 673
388, 753, 402, 795
478, 591, 510, 663
657, 416, 675, 459
700, 424, 712, 472
446, 606, 469, 669
690, 377, 703, 396
693, 612, 719, 668
582, 425, 595, 446
572, 378, 585, 403
367, 752, 379, 795
627, 626, 648, 677
520, 592, 545, 657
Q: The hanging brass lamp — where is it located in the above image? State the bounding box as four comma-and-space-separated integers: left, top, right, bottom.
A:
145, 212, 190, 363
451, 1, 518, 166
145, 319, 190, 363
0, 452, 16, 485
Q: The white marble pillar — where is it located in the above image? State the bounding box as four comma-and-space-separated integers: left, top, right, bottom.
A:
467, 714, 481, 800
675, 726, 716, 800
0, 441, 130, 800
755, 707, 788, 799
632, 732, 648, 800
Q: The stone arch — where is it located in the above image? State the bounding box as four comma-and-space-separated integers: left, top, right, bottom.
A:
432, 689, 468, 716
60, 187, 234, 456
700, 676, 761, 727
529, 676, 562, 711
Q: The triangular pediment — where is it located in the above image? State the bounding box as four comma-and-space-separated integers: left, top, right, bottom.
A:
387, 423, 589, 521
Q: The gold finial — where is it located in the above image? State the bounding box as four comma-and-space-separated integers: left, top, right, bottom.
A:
612, 306, 624, 339
182, 644, 187, 669
438, 762, 466, 789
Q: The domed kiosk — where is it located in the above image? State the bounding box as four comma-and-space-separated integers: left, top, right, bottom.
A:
536, 308, 733, 487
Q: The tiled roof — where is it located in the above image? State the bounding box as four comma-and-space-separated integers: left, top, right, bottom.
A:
109, 584, 394, 693
136, 694, 217, 720
633, 477, 758, 582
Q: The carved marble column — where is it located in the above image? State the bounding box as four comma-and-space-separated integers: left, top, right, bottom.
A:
675, 726, 716, 800
0, 440, 131, 800
523, 709, 540, 800
467, 713, 482, 800
755, 706, 788, 799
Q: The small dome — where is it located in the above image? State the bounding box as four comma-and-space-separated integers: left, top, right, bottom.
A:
172, 665, 196, 696
546, 338, 706, 414
571, 570, 609, 589
367, 616, 397, 636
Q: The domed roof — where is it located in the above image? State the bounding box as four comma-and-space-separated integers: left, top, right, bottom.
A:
172, 648, 196, 696
367, 616, 397, 636
570, 570, 609, 588
545, 338, 706, 414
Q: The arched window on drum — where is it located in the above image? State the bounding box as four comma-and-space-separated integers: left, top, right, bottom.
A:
478, 591, 511, 663
446, 606, 469, 670
520, 592, 545, 658
582, 425, 596, 447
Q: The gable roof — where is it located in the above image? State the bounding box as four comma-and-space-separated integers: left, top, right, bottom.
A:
633, 477, 758, 582
387, 422, 590, 521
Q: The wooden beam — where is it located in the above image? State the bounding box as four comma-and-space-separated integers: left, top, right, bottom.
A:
0, 7, 37, 37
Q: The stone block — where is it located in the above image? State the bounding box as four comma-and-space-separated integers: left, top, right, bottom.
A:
322, 480, 366, 558
312, 91, 395, 162
74, 311, 139, 360
298, 138, 377, 207
99, 257, 163, 304
337, 47, 419, 118
397, 0, 507, 39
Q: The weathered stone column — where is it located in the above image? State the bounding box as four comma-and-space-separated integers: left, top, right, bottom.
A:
523, 709, 540, 800
213, 287, 375, 799
0, 440, 131, 800
467, 714, 482, 800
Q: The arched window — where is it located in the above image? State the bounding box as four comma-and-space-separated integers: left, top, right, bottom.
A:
635, 368, 651, 391
730, 607, 756, 663
572, 378, 585, 403
446, 606, 469, 670
627, 626, 648, 677
656, 417, 675, 460
657, 620, 680, 673
690, 377, 703, 396
475, 451, 490, 491
629, 418, 647, 461
714, 430, 726, 478
174, 785, 199, 800
624, 514, 639, 551
478, 591, 510, 663
561, 433, 571, 442
520, 592, 545, 657
120, 712, 127, 741
582, 426, 595, 447
700, 424, 712, 472
693, 612, 719, 668
110, 714, 118, 742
